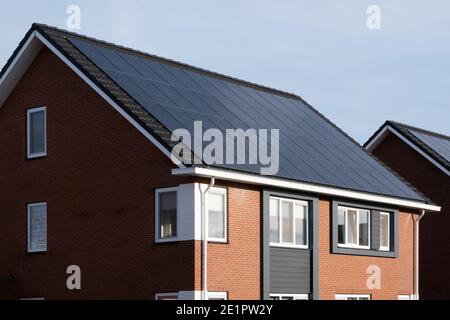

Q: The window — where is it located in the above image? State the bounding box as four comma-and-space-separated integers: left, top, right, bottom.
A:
155, 187, 178, 241
208, 292, 228, 300
270, 294, 309, 300
337, 206, 370, 249
380, 212, 390, 251
27, 203, 47, 253
398, 295, 413, 300
155, 293, 178, 300
207, 188, 227, 242
335, 294, 371, 300
27, 107, 46, 158
270, 197, 308, 248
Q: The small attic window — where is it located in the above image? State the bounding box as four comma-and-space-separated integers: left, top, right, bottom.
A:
27, 107, 47, 159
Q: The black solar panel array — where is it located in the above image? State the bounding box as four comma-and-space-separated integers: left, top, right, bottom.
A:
410, 130, 450, 163
69, 37, 423, 201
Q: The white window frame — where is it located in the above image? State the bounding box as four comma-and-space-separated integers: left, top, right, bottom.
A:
337, 206, 371, 250
335, 294, 371, 300
155, 292, 179, 300
27, 202, 47, 253
270, 196, 309, 249
207, 187, 227, 243
270, 293, 309, 300
398, 294, 414, 300
155, 187, 179, 243
208, 292, 228, 300
27, 106, 47, 159
379, 211, 390, 251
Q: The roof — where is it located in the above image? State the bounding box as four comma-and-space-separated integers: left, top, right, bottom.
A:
0, 23, 429, 204
365, 121, 450, 175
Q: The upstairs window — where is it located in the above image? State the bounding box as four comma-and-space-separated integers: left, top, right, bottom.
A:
379, 212, 390, 251
207, 188, 227, 242
155, 187, 178, 241
27, 203, 47, 253
27, 107, 47, 159
270, 197, 308, 248
338, 206, 370, 249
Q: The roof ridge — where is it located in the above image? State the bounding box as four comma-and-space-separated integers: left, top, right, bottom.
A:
387, 120, 450, 141
33, 23, 306, 102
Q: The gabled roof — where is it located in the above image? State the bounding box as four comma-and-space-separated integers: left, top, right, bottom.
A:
365, 121, 450, 176
0, 23, 437, 209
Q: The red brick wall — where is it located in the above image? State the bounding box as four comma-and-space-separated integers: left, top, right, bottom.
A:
372, 133, 450, 299
0, 47, 197, 299
318, 197, 416, 300
200, 181, 261, 300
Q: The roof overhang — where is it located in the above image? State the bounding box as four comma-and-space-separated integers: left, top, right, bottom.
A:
172, 167, 441, 212
0, 31, 44, 107
365, 124, 450, 176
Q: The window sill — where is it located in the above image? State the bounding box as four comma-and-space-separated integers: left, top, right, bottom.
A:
155, 237, 179, 244
338, 244, 370, 250
208, 238, 227, 244
270, 243, 309, 250
333, 246, 397, 258
27, 153, 47, 160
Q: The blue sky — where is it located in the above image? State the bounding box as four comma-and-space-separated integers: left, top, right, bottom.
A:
1, 0, 449, 143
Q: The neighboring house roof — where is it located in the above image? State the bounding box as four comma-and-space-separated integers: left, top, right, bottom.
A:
365, 121, 450, 176
0, 24, 436, 208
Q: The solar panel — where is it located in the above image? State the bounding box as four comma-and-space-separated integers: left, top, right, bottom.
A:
69, 37, 424, 201
410, 130, 450, 163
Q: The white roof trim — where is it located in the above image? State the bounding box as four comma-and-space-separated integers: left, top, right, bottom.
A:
0, 31, 43, 107
172, 167, 441, 212
366, 125, 450, 176
0, 31, 183, 168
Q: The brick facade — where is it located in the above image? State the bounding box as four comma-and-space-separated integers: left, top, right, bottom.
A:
199, 182, 261, 299
372, 133, 450, 299
318, 197, 416, 300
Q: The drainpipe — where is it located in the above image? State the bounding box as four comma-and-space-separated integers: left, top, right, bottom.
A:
415, 210, 426, 300
200, 177, 215, 300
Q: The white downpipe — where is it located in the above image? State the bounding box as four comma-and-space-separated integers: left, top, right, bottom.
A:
200, 177, 215, 300
415, 210, 426, 300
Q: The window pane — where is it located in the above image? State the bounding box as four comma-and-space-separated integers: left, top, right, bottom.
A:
380, 213, 389, 249
359, 210, 369, 246
29, 110, 45, 155
208, 192, 225, 239
295, 204, 307, 245
347, 209, 357, 245
338, 207, 346, 244
29, 204, 47, 252
281, 201, 293, 243
159, 192, 177, 238
269, 199, 279, 243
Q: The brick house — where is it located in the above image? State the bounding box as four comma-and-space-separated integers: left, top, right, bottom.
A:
365, 121, 449, 299
0, 24, 440, 300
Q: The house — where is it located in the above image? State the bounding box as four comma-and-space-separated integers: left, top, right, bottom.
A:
365, 121, 449, 299
0, 24, 441, 300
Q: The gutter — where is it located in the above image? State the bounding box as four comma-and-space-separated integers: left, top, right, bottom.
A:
200, 177, 215, 300
172, 167, 441, 212
414, 210, 426, 300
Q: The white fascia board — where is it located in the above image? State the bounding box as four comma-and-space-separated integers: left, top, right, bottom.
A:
0, 30, 183, 168
366, 125, 450, 176
0, 31, 43, 107
172, 167, 441, 212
